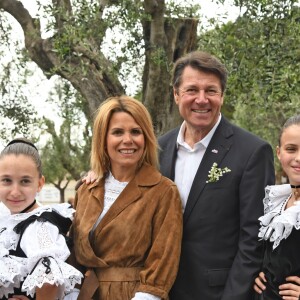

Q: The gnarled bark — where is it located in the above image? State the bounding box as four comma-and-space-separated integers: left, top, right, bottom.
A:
142, 0, 198, 135
0, 0, 124, 120
0, 0, 198, 134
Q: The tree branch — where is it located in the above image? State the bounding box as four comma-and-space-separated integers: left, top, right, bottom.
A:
141, 0, 198, 134
0, 0, 38, 33
52, 0, 73, 32
0, 0, 55, 72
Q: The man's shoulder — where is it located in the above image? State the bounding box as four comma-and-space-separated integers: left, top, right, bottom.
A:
222, 118, 270, 146
232, 123, 269, 145
158, 127, 180, 146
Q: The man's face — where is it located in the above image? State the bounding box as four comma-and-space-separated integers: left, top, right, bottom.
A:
174, 66, 224, 139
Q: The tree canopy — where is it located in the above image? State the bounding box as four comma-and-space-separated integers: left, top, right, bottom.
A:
0, 0, 200, 139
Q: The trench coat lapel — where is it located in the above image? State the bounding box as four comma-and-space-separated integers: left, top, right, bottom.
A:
75, 181, 109, 267
85, 180, 105, 231
183, 118, 233, 225
94, 164, 161, 232
96, 181, 141, 232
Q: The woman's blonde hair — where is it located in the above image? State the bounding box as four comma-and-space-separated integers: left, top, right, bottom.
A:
91, 95, 159, 179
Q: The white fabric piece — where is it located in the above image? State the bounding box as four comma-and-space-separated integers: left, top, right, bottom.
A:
0, 202, 10, 218
21, 221, 70, 264
131, 291, 161, 300
92, 172, 128, 231
0, 203, 83, 299
258, 184, 300, 249
64, 288, 80, 300
0, 255, 27, 298
22, 256, 82, 298
175, 114, 221, 211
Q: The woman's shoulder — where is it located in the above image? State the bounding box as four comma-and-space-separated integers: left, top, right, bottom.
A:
159, 175, 178, 190
138, 163, 178, 189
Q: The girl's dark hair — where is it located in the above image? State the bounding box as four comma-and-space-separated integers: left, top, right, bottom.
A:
279, 115, 300, 146
0, 138, 42, 177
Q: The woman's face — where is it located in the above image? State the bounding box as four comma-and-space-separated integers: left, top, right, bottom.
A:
0, 154, 44, 214
277, 124, 300, 186
106, 112, 145, 178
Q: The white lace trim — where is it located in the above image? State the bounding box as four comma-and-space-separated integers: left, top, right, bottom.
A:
103, 172, 128, 215
12, 203, 75, 222
0, 203, 82, 298
132, 292, 161, 300
258, 184, 300, 249
0, 202, 10, 218
0, 204, 74, 251
92, 172, 128, 231
0, 226, 19, 252
22, 257, 83, 298
0, 255, 27, 298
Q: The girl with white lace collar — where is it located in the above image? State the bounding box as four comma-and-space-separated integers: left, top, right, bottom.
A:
254, 115, 300, 300
0, 138, 82, 300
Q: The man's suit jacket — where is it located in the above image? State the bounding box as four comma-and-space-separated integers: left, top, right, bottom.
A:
158, 117, 275, 300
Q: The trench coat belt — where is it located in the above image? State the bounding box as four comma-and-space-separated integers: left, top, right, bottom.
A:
78, 267, 142, 300
95, 266, 142, 281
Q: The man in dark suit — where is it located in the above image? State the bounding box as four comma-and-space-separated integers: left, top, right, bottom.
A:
159, 51, 275, 300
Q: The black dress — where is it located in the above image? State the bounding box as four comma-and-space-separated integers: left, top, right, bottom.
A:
261, 228, 300, 299
257, 184, 300, 300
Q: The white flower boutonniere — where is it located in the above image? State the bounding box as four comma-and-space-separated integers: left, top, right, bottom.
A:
206, 162, 231, 183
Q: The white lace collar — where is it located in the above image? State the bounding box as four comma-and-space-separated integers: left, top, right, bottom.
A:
258, 184, 300, 249
0, 203, 75, 254
3, 203, 74, 222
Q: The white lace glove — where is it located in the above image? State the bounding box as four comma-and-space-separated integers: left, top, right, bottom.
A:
64, 288, 80, 300
131, 292, 161, 300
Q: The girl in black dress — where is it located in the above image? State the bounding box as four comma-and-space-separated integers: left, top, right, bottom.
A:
254, 115, 300, 300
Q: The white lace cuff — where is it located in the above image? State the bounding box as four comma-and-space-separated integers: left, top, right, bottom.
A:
0, 255, 27, 298
22, 256, 83, 299
64, 288, 80, 300
131, 292, 161, 300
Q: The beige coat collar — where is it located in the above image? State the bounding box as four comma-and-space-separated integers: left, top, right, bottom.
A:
87, 163, 161, 232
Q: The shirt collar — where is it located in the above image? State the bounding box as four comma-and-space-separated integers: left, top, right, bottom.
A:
177, 114, 222, 149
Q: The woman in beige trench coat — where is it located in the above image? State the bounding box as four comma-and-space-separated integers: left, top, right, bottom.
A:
70, 96, 183, 300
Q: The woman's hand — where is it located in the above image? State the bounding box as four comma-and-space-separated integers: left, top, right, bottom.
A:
8, 296, 30, 300
254, 271, 267, 294
279, 276, 300, 300
75, 170, 97, 190
82, 170, 97, 184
